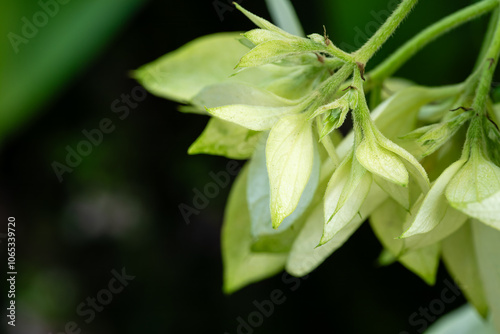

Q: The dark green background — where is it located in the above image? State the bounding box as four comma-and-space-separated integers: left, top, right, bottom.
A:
0, 0, 492, 333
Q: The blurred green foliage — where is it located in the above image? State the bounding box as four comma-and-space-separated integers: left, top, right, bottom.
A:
0, 0, 146, 145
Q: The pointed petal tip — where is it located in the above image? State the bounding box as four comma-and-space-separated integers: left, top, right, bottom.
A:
271, 215, 284, 230
222, 283, 236, 295
128, 70, 138, 79
315, 241, 326, 249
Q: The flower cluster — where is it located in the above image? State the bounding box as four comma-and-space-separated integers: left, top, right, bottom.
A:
135, 2, 500, 330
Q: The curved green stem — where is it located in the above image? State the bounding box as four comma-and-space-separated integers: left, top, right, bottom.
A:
318, 64, 355, 103
369, 0, 499, 84
472, 8, 500, 113
354, 0, 419, 64
327, 44, 355, 64
475, 6, 500, 70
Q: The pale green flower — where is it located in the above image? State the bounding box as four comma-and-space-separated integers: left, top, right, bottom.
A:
320, 82, 430, 245
402, 116, 500, 238
134, 2, 500, 317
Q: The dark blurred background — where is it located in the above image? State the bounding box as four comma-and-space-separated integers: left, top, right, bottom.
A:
0, 0, 491, 333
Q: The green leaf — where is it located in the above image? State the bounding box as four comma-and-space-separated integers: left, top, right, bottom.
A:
336, 154, 369, 212
222, 165, 287, 294
134, 32, 248, 103
247, 135, 319, 252
473, 221, 500, 332
418, 96, 457, 123
380, 78, 415, 100
400, 111, 471, 158
442, 222, 489, 317
207, 91, 300, 131
402, 195, 468, 251
401, 160, 466, 238
243, 29, 287, 45
373, 128, 430, 192
459, 193, 500, 230
399, 245, 440, 285
263, 65, 327, 100
264, 0, 305, 37
424, 304, 497, 334
370, 199, 439, 285
321, 154, 372, 245
235, 3, 296, 38
335, 85, 444, 161
373, 175, 410, 210
309, 89, 356, 121
188, 118, 261, 159
286, 183, 388, 277
267, 113, 314, 228
322, 154, 351, 209
192, 82, 294, 109
370, 85, 462, 140
446, 151, 500, 230
237, 39, 328, 68
356, 136, 409, 186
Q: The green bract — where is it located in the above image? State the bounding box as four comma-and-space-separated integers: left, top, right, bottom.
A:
446, 119, 500, 230
136, 2, 500, 331
134, 32, 249, 104
266, 113, 315, 228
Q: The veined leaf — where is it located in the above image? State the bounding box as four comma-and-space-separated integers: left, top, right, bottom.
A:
336, 155, 369, 212
192, 81, 295, 109
134, 33, 247, 103
373, 175, 410, 210
356, 137, 408, 186
321, 154, 372, 245
442, 222, 489, 317
247, 135, 320, 252
322, 154, 351, 217
286, 183, 388, 277
267, 113, 314, 228
473, 221, 500, 332
446, 151, 500, 230
373, 128, 430, 192
235, 3, 296, 38
222, 165, 287, 294
401, 160, 466, 238
263, 65, 327, 100
458, 194, 500, 231
371, 85, 463, 140
370, 199, 439, 285
208, 104, 299, 131
188, 118, 261, 159
243, 29, 287, 45
237, 39, 328, 68
402, 195, 468, 251
446, 149, 500, 204
401, 111, 471, 158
